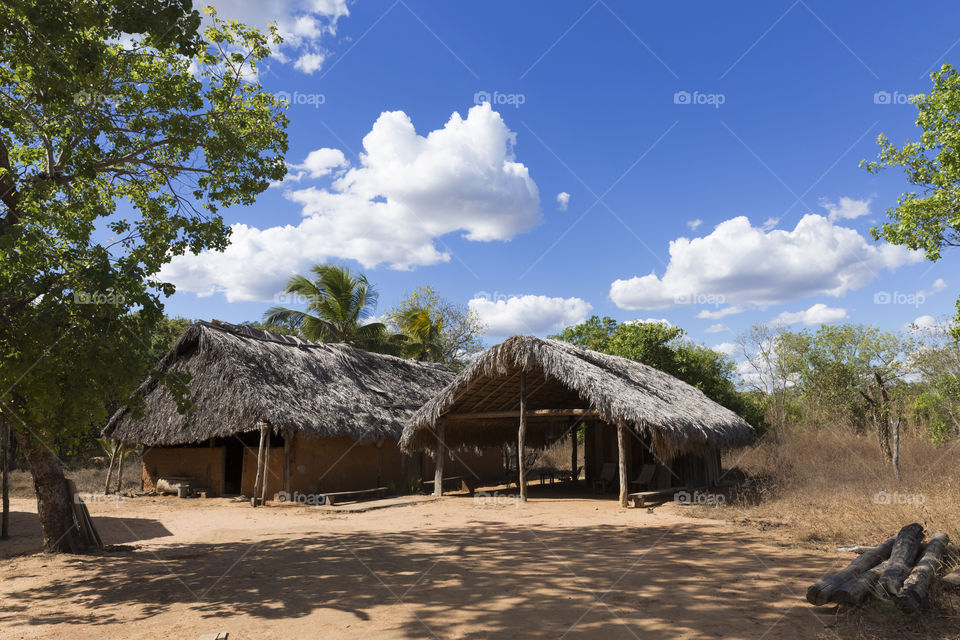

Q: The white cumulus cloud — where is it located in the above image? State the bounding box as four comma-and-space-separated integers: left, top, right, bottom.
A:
556, 191, 570, 211
162, 104, 541, 301
609, 214, 923, 310
686, 218, 703, 231
469, 295, 592, 336
204, 0, 349, 74
704, 323, 729, 334
774, 303, 848, 326
820, 196, 871, 221
711, 342, 738, 357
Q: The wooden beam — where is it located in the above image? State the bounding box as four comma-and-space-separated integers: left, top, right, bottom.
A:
433, 423, 445, 497
617, 422, 628, 507
445, 408, 599, 421
260, 432, 271, 504
462, 370, 520, 413
283, 429, 292, 494
570, 420, 578, 484
252, 424, 267, 507
494, 373, 549, 411
518, 370, 527, 503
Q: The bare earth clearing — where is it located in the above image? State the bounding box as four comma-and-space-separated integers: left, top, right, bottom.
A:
0, 492, 841, 639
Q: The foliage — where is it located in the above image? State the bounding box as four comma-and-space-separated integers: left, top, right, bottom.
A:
264, 264, 403, 354
862, 63, 960, 339
387, 286, 485, 368
391, 306, 445, 362
0, 0, 288, 550
550, 316, 764, 430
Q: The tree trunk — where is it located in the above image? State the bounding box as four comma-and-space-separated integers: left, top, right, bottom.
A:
880, 523, 925, 596
806, 535, 896, 605
1, 416, 9, 539
13, 428, 82, 553
891, 417, 901, 481
897, 532, 950, 613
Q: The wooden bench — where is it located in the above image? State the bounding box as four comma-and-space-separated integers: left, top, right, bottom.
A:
422, 475, 467, 493
321, 486, 388, 506
628, 486, 688, 508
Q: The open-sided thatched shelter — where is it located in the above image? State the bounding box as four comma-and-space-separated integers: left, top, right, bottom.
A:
104, 320, 503, 499
401, 336, 755, 506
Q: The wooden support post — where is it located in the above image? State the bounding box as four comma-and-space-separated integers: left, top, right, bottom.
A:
433, 423, 445, 497
104, 441, 119, 495
114, 443, 126, 494
617, 422, 628, 507
283, 429, 292, 494
570, 420, 578, 484
252, 424, 267, 507
584, 422, 595, 484
1, 416, 9, 539
518, 370, 527, 502
261, 432, 271, 504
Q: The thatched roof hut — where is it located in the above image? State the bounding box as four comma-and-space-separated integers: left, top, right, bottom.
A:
105, 319, 454, 446
402, 336, 755, 457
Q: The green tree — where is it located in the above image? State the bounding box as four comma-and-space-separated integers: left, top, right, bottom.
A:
862, 63, 960, 339
264, 264, 400, 353
387, 286, 485, 367
0, 2, 287, 551
392, 306, 445, 362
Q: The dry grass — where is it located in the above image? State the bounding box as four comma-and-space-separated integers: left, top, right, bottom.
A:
687, 429, 960, 639
7, 461, 141, 498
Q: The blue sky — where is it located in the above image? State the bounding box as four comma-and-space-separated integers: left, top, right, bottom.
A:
162, 0, 960, 353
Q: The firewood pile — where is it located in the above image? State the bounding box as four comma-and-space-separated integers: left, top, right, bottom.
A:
806, 523, 953, 613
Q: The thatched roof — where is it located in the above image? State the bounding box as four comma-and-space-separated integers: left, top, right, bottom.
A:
401, 336, 755, 458
104, 320, 454, 446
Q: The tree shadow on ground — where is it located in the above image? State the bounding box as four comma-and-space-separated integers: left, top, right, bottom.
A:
1, 512, 838, 639
0, 510, 172, 558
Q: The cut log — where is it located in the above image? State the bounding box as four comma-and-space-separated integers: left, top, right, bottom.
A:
896, 532, 950, 613
880, 523, 925, 596
806, 536, 896, 605
942, 569, 960, 589
833, 560, 888, 606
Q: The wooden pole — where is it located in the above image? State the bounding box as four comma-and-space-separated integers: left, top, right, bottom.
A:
570, 420, 578, 484
433, 423, 445, 497
260, 432, 271, 504
252, 424, 267, 507
518, 370, 527, 502
617, 422, 628, 507
104, 441, 119, 495
113, 443, 126, 493
1, 416, 9, 539
283, 429, 292, 494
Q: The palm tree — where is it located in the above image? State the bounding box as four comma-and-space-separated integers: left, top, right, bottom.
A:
393, 307, 445, 361
264, 265, 397, 352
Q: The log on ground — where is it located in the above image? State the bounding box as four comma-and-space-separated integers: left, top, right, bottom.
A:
896, 532, 950, 614
806, 536, 896, 605
880, 523, 925, 596
832, 560, 888, 606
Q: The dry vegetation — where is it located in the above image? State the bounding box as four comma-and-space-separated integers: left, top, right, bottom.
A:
7, 462, 141, 498
685, 429, 960, 639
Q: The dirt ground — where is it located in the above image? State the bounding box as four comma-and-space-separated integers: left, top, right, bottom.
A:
0, 487, 845, 640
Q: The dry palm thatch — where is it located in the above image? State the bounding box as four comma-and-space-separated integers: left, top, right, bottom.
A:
401, 336, 755, 458
104, 320, 454, 446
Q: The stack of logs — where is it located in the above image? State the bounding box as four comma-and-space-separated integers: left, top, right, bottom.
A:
807, 523, 951, 613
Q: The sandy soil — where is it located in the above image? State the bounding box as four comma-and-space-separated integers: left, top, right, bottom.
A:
0, 488, 843, 639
